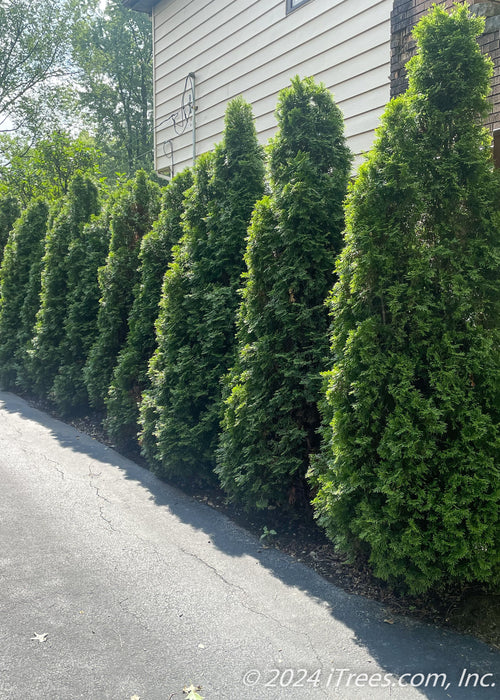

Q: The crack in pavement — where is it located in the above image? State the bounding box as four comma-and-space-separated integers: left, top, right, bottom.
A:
49, 457, 324, 674
44, 456, 65, 480
88, 464, 116, 532
177, 544, 324, 669
111, 529, 319, 665
97, 504, 117, 531
128, 531, 164, 565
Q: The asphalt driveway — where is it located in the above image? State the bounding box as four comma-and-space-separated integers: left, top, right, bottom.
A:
0, 390, 498, 699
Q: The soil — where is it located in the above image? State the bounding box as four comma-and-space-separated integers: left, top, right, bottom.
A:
23, 397, 500, 651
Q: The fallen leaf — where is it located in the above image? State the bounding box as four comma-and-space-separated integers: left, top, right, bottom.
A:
183, 683, 204, 699
383, 619, 395, 624
30, 633, 48, 642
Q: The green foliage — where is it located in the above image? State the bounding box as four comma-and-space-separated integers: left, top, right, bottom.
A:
310, 5, 500, 593
217, 77, 351, 509
105, 168, 192, 448
84, 170, 161, 410
28, 174, 99, 397
0, 199, 48, 389
0, 0, 74, 134
0, 193, 20, 262
71, 0, 154, 177
51, 208, 111, 414
259, 526, 277, 543
15, 230, 48, 392
0, 130, 102, 206
139, 98, 265, 481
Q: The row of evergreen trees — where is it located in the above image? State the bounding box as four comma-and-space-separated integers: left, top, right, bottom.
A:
0, 5, 498, 594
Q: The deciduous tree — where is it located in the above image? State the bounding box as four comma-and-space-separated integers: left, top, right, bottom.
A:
0, 130, 102, 206
0, 0, 73, 135
71, 0, 154, 177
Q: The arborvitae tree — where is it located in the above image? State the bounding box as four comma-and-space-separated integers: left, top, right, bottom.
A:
139, 153, 214, 469
83, 170, 161, 410
309, 5, 500, 593
139, 97, 265, 481
0, 199, 48, 389
15, 205, 66, 393
217, 77, 351, 508
104, 169, 192, 448
15, 213, 54, 392
51, 209, 112, 415
0, 194, 20, 263
27, 175, 99, 397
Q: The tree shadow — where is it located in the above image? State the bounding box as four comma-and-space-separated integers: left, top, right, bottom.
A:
1, 390, 499, 699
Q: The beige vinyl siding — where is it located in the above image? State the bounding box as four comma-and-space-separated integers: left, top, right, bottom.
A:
153, 0, 392, 175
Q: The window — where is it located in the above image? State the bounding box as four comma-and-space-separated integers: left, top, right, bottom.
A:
286, 0, 312, 14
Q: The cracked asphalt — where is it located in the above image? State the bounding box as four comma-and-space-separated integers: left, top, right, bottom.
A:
0, 391, 499, 700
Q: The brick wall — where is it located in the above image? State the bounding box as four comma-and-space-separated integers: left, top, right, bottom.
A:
391, 0, 500, 133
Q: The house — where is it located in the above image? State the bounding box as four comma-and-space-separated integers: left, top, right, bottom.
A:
123, 0, 500, 176
123, 0, 393, 175
391, 0, 500, 162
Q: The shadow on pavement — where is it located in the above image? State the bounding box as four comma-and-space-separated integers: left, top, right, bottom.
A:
1, 390, 499, 700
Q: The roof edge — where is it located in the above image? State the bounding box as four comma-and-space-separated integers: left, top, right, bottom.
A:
122, 0, 158, 14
